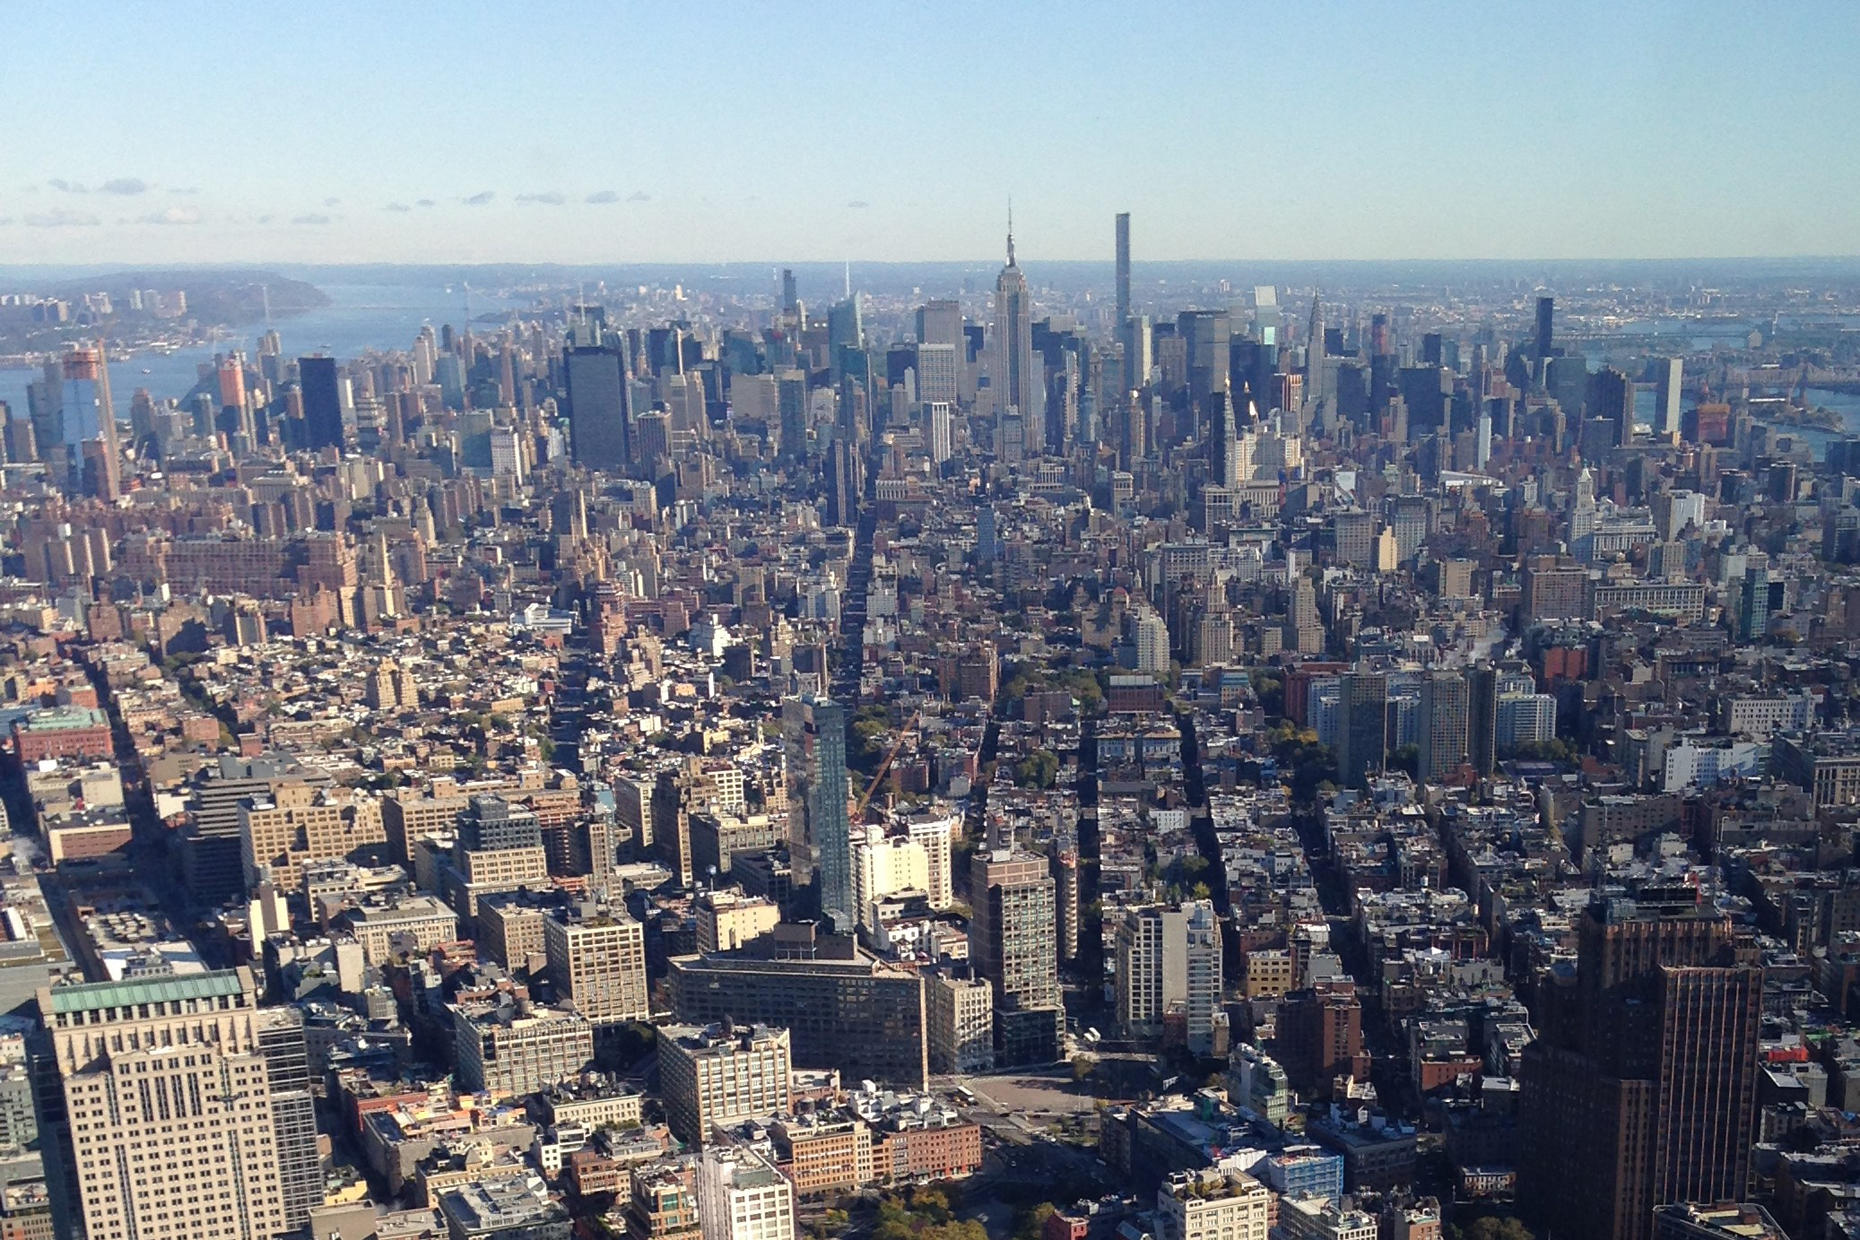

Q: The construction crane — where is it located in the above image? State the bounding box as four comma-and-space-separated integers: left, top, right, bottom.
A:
852, 710, 921, 821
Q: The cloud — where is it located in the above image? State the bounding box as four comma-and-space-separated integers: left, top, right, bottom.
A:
846, 199, 870, 209
24, 208, 100, 227
291, 213, 331, 226
47, 179, 88, 194
517, 191, 566, 206
99, 177, 149, 195
585, 190, 620, 205
416, 198, 435, 208
168, 186, 200, 195
139, 206, 201, 225
627, 191, 650, 202
462, 191, 495, 206
323, 197, 341, 207
256, 214, 275, 225
383, 202, 412, 212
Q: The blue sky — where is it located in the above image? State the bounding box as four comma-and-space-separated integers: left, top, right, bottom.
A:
2, 1, 1856, 264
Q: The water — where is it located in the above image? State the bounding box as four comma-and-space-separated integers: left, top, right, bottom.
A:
1784, 387, 1860, 455
0, 279, 537, 414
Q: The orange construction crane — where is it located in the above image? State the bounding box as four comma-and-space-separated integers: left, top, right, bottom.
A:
852, 709, 921, 820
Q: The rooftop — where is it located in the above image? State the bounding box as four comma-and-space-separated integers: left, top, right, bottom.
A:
46, 968, 246, 1015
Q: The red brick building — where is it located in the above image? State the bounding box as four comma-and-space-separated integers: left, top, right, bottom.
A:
12, 707, 112, 763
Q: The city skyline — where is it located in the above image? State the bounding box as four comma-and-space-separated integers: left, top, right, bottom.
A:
3, 2, 1858, 265
6, 8, 1860, 1240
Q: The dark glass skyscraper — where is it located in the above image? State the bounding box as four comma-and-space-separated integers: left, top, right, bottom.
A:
1590, 365, 1635, 446
1520, 886, 1760, 1240
1337, 671, 1388, 790
298, 355, 344, 451
1465, 665, 1498, 776
1178, 309, 1231, 416
1535, 295, 1556, 358
565, 342, 631, 472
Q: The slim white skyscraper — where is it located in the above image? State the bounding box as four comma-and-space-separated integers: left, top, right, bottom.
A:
1655, 356, 1684, 436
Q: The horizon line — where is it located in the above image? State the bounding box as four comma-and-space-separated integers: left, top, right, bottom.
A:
5, 253, 1860, 272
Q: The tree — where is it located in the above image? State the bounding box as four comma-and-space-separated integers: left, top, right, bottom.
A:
1463, 1217, 1536, 1240
1013, 1203, 1057, 1240
1014, 750, 1059, 789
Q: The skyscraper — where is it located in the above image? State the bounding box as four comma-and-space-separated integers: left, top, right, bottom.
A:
1520, 886, 1761, 1240
1178, 309, 1231, 414
34, 969, 298, 1240
915, 342, 958, 404
1465, 665, 1499, 777
1535, 295, 1556, 358
1337, 671, 1388, 789
993, 222, 1036, 419
823, 438, 856, 528
1417, 670, 1470, 782
1738, 567, 1770, 641
298, 355, 344, 451
784, 695, 852, 930
256, 1007, 322, 1230
60, 346, 120, 498
776, 368, 808, 462
1654, 356, 1684, 437
925, 400, 953, 466
565, 342, 631, 472
971, 850, 1057, 1003
827, 296, 863, 382
1591, 366, 1635, 446
915, 299, 963, 351
1115, 211, 1131, 337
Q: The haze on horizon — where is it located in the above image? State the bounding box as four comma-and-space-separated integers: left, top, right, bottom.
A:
3, 0, 1857, 268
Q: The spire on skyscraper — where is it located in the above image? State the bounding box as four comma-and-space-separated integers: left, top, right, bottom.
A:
1006, 198, 1015, 267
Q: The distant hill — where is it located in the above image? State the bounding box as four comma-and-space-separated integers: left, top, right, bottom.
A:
44, 269, 329, 324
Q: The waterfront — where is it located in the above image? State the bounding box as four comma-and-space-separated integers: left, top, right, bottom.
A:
0, 278, 538, 416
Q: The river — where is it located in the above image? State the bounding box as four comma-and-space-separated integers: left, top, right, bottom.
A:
0, 278, 539, 414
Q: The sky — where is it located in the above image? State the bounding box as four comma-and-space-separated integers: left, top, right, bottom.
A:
2, 1, 1857, 266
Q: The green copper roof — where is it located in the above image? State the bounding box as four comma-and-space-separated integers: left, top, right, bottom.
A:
49, 970, 246, 1015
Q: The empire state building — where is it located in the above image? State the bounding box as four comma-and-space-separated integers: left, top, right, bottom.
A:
993, 222, 1036, 419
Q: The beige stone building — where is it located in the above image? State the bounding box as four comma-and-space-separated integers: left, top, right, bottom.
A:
660, 1023, 793, 1146
36, 968, 300, 1240
543, 903, 649, 1027
239, 782, 385, 894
